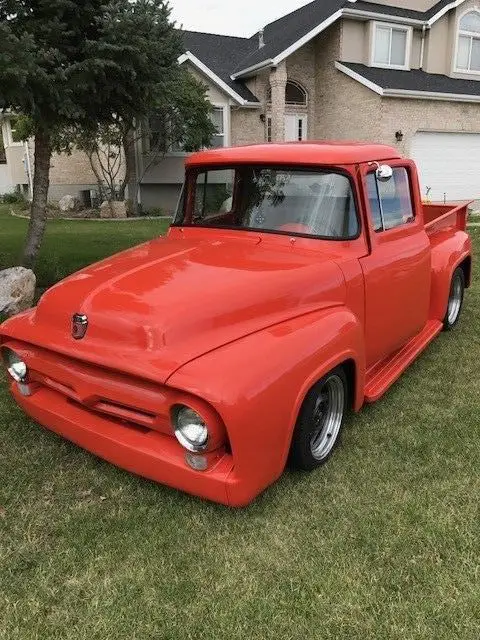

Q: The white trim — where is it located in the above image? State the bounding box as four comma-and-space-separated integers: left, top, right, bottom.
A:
335, 61, 480, 103
334, 62, 384, 95
384, 87, 480, 102
272, 9, 344, 65
369, 21, 412, 71
178, 51, 258, 106
231, 60, 274, 80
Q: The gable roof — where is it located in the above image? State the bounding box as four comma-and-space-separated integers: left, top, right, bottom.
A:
180, 31, 259, 104
336, 61, 480, 102
232, 0, 468, 78
179, 1, 470, 103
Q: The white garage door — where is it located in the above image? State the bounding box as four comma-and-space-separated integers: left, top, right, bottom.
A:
411, 131, 480, 202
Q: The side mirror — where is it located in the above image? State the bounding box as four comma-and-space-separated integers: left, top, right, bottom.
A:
376, 164, 393, 182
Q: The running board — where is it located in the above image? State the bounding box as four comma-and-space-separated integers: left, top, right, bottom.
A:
364, 320, 443, 403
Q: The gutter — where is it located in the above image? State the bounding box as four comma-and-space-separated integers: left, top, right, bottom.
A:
342, 8, 424, 27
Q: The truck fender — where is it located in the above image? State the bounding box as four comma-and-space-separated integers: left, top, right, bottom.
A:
167, 306, 365, 503
429, 230, 471, 322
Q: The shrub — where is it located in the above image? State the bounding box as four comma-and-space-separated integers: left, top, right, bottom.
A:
2, 191, 28, 205
145, 207, 166, 217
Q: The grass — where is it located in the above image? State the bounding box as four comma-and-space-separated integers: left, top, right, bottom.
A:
0, 208, 480, 639
0, 205, 170, 288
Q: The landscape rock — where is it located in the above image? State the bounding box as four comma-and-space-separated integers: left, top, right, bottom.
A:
100, 200, 128, 219
0, 267, 36, 317
58, 194, 80, 212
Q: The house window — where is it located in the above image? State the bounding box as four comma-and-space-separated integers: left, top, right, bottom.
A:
456, 11, 480, 72
371, 22, 411, 70
209, 107, 226, 148
148, 114, 168, 152
267, 117, 272, 143
267, 81, 307, 106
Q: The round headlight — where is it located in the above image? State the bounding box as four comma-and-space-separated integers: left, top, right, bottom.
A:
173, 406, 209, 452
1, 347, 28, 383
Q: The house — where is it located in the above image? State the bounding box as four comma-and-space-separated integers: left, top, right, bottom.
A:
0, 113, 108, 205
137, 0, 480, 211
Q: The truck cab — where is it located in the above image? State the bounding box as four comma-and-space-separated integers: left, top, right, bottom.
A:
1, 142, 472, 506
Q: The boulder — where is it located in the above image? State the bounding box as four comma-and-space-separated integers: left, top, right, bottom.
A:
58, 194, 80, 212
99, 200, 128, 219
0, 267, 36, 317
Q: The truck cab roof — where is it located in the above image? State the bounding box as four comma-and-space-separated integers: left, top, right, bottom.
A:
187, 142, 402, 168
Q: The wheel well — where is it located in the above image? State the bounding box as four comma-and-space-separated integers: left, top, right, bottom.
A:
459, 256, 472, 288
341, 359, 356, 409
300, 359, 356, 413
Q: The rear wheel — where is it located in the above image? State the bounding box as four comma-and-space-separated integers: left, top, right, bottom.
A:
443, 267, 465, 331
289, 367, 348, 471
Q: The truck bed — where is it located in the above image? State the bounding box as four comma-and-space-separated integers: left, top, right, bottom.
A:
423, 202, 471, 235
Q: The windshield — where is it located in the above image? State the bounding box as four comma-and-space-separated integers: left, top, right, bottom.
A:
174, 166, 359, 239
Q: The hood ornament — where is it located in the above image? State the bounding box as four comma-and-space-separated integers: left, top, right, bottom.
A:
72, 313, 88, 340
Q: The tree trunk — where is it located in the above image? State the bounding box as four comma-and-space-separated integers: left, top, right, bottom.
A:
123, 128, 139, 216
22, 128, 52, 270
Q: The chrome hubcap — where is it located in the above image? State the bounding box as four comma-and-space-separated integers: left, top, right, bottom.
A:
447, 275, 463, 325
310, 375, 345, 461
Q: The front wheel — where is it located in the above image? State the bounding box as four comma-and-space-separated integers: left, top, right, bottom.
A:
443, 267, 465, 331
289, 367, 348, 471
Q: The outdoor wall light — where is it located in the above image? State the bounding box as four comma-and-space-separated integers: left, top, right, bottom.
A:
395, 130, 404, 142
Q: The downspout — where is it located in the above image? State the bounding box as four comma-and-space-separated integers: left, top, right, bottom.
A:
24, 140, 33, 200
420, 24, 427, 69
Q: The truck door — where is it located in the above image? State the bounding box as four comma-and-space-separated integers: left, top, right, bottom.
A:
359, 161, 431, 368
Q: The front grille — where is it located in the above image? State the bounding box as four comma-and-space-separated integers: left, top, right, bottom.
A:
23, 345, 172, 436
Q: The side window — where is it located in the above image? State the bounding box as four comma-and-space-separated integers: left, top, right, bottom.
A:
367, 167, 414, 232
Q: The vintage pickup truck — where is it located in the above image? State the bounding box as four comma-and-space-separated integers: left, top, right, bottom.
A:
0, 143, 472, 506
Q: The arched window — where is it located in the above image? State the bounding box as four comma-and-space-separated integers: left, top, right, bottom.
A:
456, 11, 480, 72
267, 81, 307, 106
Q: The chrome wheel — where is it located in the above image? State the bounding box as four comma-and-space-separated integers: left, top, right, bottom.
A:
309, 374, 345, 461
447, 273, 463, 326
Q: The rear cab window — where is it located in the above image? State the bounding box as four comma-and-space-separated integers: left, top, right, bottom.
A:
366, 167, 415, 232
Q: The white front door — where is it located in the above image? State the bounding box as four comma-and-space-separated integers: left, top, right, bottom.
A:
284, 114, 308, 142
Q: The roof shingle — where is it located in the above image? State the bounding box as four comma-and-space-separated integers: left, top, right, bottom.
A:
340, 62, 480, 96
181, 30, 258, 102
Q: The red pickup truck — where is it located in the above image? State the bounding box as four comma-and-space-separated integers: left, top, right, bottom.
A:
1, 142, 472, 506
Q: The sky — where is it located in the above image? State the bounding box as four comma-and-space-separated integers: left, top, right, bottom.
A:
170, 0, 313, 37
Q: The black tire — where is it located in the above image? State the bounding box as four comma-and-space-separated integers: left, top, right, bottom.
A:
443, 267, 465, 331
289, 366, 348, 471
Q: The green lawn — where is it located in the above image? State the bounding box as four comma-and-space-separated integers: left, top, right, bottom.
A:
1, 210, 479, 639
0, 205, 170, 288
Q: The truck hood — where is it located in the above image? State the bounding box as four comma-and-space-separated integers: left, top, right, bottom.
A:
2, 234, 346, 383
